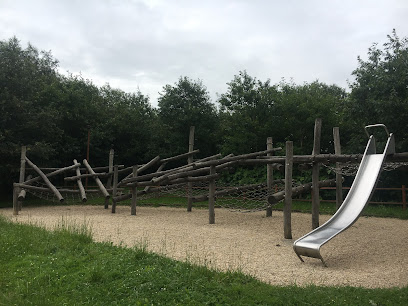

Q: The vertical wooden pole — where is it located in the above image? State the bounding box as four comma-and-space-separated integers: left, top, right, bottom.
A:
18, 146, 26, 211
12, 184, 19, 216
187, 126, 195, 212
85, 128, 91, 190
111, 165, 119, 213
333, 127, 343, 210
208, 165, 216, 224
312, 118, 322, 230
266, 137, 274, 217
131, 165, 137, 215
104, 149, 114, 209
402, 185, 406, 210
284, 141, 293, 239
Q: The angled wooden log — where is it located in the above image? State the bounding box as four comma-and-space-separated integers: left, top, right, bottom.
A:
25, 157, 64, 202
138, 155, 161, 174
83, 159, 110, 199
24, 162, 81, 185
193, 148, 282, 168
119, 164, 193, 186
159, 149, 200, 164
143, 163, 167, 193
73, 159, 87, 202
64, 172, 109, 181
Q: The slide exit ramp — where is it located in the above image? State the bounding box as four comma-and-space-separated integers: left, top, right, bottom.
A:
293, 124, 395, 266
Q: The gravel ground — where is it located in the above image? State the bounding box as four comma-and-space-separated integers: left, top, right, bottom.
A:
2, 205, 407, 288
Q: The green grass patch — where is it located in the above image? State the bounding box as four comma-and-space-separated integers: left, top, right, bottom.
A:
0, 215, 407, 305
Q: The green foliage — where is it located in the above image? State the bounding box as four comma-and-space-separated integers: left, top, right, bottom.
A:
218, 71, 347, 155
157, 76, 219, 159
347, 29, 408, 152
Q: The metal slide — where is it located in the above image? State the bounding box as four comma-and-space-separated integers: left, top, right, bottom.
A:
293, 124, 395, 266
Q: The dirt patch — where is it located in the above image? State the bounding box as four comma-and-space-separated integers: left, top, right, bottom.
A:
2, 205, 407, 288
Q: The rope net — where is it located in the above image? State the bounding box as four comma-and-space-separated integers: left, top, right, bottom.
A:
322, 161, 408, 177
25, 180, 105, 204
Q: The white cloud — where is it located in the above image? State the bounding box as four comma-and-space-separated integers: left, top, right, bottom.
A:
1, 0, 408, 107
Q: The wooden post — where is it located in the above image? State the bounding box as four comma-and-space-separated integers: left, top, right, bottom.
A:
86, 127, 91, 190
105, 149, 114, 209
312, 118, 322, 230
13, 185, 19, 215
402, 185, 406, 210
208, 165, 216, 224
333, 127, 343, 210
284, 141, 293, 239
187, 126, 195, 212
266, 137, 273, 217
131, 165, 137, 215
17, 146, 27, 211
111, 165, 119, 213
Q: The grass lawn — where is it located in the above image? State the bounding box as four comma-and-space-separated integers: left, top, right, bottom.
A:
1, 215, 407, 305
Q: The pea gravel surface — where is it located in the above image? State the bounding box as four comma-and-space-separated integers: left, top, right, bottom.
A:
2, 205, 407, 288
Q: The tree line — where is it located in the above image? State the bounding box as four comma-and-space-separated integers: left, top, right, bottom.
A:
1, 30, 407, 193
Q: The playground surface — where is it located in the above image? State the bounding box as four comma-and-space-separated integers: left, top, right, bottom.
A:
1, 205, 407, 288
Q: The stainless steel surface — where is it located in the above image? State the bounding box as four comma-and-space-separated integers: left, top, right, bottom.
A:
364, 124, 390, 138
293, 128, 395, 266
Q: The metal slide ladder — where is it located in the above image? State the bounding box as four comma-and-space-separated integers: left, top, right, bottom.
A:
293, 124, 395, 266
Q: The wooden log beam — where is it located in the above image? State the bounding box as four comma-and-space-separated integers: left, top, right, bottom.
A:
83, 159, 110, 199
17, 189, 26, 201
136, 173, 220, 187
237, 160, 284, 170
14, 183, 100, 194
268, 179, 337, 205
25, 157, 64, 202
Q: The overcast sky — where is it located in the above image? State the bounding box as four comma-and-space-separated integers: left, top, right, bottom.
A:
1, 0, 408, 107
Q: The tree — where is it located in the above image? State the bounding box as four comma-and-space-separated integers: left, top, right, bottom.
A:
347, 29, 408, 152
218, 71, 346, 155
0, 37, 63, 191
157, 77, 218, 158
218, 71, 279, 154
